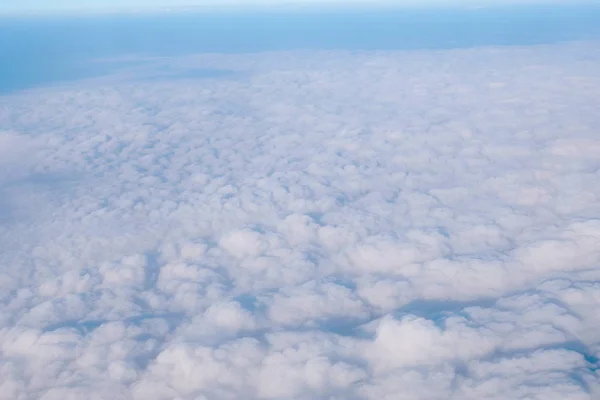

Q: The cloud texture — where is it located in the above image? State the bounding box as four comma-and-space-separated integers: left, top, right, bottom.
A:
1, 41, 600, 399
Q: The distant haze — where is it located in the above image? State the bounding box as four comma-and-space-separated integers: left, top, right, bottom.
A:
2, 0, 600, 15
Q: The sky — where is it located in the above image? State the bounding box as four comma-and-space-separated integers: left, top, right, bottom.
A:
1, 0, 599, 14
2, 2, 600, 400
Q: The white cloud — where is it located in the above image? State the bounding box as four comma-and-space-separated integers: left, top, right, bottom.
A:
219, 229, 267, 259
1, 40, 600, 399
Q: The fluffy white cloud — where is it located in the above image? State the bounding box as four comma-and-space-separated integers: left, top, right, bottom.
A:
1, 40, 600, 399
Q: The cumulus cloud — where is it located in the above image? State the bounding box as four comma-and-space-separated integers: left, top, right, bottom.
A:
1, 40, 600, 399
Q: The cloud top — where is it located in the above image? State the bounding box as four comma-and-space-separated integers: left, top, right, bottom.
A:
1, 41, 600, 399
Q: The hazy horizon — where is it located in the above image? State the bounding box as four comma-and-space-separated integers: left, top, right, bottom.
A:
2, 0, 599, 16
2, 3, 600, 95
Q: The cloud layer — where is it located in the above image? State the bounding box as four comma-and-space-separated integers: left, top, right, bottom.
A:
1, 41, 600, 399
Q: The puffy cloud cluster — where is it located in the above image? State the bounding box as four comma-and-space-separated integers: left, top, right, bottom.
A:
1, 41, 600, 399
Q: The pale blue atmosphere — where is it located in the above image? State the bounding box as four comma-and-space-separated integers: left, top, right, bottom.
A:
2, 4, 600, 94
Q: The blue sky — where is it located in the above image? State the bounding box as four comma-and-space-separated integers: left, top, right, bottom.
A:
2, 0, 599, 15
